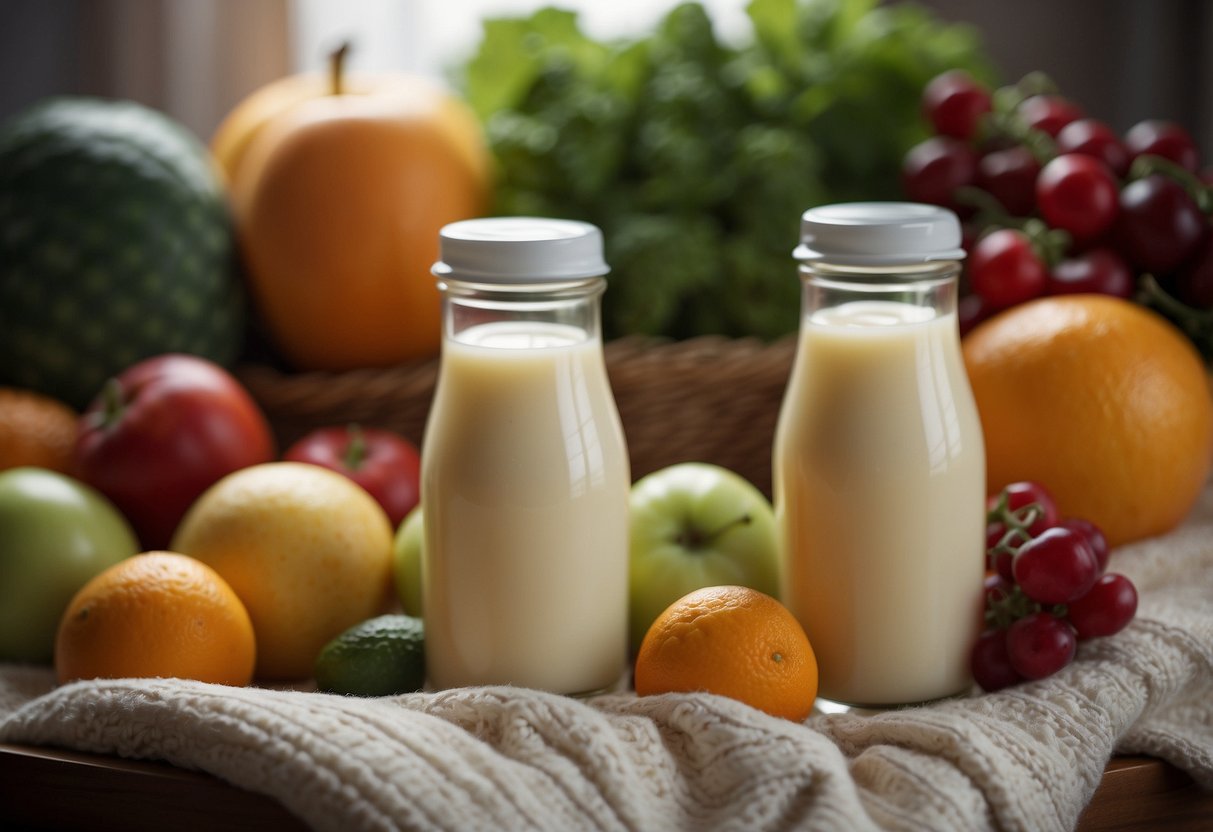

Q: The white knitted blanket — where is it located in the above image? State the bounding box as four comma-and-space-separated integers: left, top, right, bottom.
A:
3, 489, 1213, 832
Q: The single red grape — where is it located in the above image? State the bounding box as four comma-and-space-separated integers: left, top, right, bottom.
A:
1116, 175, 1207, 274
1013, 527, 1100, 604
1056, 118, 1130, 178
1066, 574, 1138, 639
971, 628, 1024, 691
1046, 248, 1135, 299
976, 145, 1040, 216
902, 136, 979, 212
1125, 119, 1200, 172
1001, 481, 1059, 535
922, 70, 992, 140
1006, 612, 1077, 679
969, 229, 1047, 308
1057, 517, 1110, 573
1018, 95, 1084, 138
1036, 154, 1119, 243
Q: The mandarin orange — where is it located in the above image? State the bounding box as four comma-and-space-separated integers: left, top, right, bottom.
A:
0, 387, 77, 473
634, 585, 818, 722
55, 551, 255, 686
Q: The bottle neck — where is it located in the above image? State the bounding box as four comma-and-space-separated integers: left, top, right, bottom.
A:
799, 262, 961, 318
437, 277, 606, 345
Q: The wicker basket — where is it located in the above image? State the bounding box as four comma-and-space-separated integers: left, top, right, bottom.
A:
236, 335, 797, 497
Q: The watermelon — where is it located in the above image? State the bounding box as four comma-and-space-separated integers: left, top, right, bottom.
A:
0, 97, 244, 407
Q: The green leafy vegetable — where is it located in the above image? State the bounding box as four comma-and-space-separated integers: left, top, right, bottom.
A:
460, 0, 995, 340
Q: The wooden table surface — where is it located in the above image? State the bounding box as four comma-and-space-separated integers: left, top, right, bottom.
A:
0, 743, 1209, 830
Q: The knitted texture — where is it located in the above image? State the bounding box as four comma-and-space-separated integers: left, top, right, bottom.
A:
3, 489, 1212, 831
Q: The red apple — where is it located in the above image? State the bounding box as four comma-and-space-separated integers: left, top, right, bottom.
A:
74, 354, 276, 549
283, 425, 420, 528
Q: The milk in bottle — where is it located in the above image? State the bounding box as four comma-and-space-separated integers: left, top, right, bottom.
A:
773, 203, 985, 708
422, 217, 630, 694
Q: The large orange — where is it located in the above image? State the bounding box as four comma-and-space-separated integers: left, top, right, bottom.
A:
0, 387, 77, 473
55, 551, 255, 686
634, 585, 818, 722
963, 295, 1213, 547
216, 46, 491, 371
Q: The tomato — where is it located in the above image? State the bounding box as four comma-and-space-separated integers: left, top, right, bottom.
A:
0, 467, 138, 662
74, 354, 276, 549
283, 425, 420, 528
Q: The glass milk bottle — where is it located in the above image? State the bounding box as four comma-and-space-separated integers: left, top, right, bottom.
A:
773, 203, 985, 708
422, 217, 630, 694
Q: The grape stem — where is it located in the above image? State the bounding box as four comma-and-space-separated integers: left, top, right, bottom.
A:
1128, 154, 1213, 213
986, 493, 1044, 556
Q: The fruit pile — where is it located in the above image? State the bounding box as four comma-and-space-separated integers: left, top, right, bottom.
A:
902, 70, 1213, 351
0, 351, 425, 687
971, 482, 1138, 692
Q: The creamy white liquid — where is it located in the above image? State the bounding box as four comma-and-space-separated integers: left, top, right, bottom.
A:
774, 300, 985, 706
422, 321, 630, 693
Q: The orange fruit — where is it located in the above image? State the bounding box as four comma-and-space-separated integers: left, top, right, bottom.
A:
170, 462, 395, 681
55, 551, 255, 686
0, 387, 78, 473
634, 585, 818, 722
963, 295, 1213, 547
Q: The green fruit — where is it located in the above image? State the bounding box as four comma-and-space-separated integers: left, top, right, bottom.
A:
0, 467, 139, 663
0, 97, 244, 408
314, 614, 426, 696
629, 462, 780, 654
392, 505, 424, 616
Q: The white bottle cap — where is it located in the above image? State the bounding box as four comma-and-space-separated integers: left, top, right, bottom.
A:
794, 202, 966, 267
433, 217, 609, 283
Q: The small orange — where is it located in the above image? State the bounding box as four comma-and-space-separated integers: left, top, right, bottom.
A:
634, 585, 818, 722
963, 295, 1213, 547
0, 387, 78, 473
55, 551, 255, 686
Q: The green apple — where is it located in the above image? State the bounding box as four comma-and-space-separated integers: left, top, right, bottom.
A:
629, 462, 780, 652
0, 467, 140, 663
392, 505, 424, 617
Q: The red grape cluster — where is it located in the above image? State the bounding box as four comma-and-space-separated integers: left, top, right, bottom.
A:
903, 70, 1213, 338
971, 481, 1138, 692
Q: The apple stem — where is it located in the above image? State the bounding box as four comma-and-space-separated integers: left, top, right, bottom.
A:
678, 513, 752, 550
94, 378, 126, 431
343, 423, 368, 470
329, 41, 351, 96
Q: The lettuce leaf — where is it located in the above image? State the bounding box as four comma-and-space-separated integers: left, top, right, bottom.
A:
461, 0, 995, 340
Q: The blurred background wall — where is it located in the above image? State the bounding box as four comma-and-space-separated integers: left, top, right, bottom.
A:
0, 0, 1209, 156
